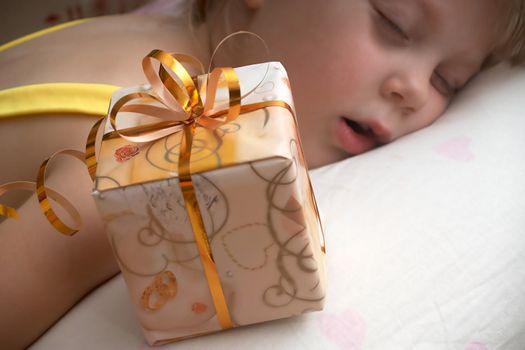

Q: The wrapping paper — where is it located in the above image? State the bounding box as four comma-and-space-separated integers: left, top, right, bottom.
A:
92, 62, 326, 344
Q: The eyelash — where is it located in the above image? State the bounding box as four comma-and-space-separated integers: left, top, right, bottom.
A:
433, 72, 456, 97
376, 8, 409, 41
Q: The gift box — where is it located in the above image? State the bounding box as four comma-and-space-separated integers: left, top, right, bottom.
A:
92, 56, 326, 345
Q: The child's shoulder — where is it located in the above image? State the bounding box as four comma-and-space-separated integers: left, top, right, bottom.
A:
0, 14, 204, 90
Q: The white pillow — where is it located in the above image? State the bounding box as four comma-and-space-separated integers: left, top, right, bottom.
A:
32, 64, 525, 350
310, 63, 525, 350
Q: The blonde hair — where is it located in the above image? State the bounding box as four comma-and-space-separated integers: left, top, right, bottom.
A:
490, 0, 525, 66
196, 0, 525, 66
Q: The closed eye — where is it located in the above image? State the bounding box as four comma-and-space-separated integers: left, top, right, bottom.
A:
431, 72, 456, 97
375, 7, 410, 41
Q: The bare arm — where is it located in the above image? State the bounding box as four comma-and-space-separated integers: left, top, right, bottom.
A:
0, 13, 210, 348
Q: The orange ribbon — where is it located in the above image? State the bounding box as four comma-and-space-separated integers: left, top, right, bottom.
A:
106, 51, 242, 143
0, 118, 103, 235
0, 48, 294, 329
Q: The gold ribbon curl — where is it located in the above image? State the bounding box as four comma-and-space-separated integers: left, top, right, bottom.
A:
1, 46, 294, 329
0, 118, 102, 235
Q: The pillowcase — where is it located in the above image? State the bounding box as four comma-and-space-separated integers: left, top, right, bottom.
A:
310, 63, 525, 349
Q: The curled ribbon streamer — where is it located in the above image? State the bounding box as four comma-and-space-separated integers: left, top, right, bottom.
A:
85, 117, 106, 181
36, 150, 86, 235
0, 181, 79, 222
0, 119, 103, 235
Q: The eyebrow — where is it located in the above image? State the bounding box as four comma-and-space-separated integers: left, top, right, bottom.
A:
413, 0, 443, 28
411, 0, 485, 80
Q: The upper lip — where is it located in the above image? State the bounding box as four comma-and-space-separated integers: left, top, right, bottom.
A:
343, 117, 392, 144
367, 119, 392, 144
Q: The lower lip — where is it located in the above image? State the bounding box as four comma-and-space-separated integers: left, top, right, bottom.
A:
334, 118, 377, 155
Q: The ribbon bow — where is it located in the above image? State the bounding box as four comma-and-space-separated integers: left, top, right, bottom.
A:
108, 49, 242, 144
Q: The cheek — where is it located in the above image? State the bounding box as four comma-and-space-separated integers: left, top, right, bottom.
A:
320, 36, 388, 109
405, 94, 449, 135
289, 7, 383, 100
425, 94, 449, 124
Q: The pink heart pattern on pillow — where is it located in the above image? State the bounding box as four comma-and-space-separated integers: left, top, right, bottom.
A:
318, 309, 366, 350
465, 342, 488, 350
434, 136, 475, 162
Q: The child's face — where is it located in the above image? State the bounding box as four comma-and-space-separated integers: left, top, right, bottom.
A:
239, 0, 506, 167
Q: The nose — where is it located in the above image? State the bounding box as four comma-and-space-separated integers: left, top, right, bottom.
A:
380, 70, 429, 113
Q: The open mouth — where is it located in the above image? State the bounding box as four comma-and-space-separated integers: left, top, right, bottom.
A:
335, 116, 391, 155
342, 117, 373, 136
334, 117, 377, 155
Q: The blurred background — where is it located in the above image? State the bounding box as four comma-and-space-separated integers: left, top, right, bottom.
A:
0, 0, 155, 44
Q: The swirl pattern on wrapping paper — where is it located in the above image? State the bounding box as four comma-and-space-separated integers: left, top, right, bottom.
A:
100, 120, 241, 277
248, 139, 324, 308
221, 222, 274, 271
106, 173, 229, 277
93, 175, 121, 192
144, 122, 241, 172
